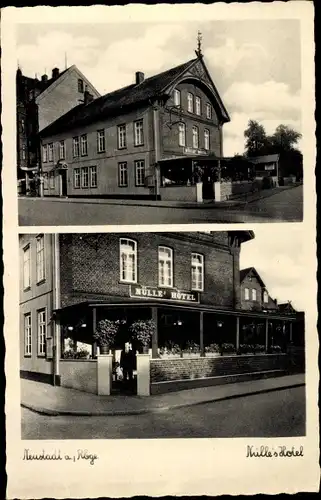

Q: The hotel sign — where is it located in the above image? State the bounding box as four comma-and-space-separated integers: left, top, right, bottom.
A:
129, 285, 199, 304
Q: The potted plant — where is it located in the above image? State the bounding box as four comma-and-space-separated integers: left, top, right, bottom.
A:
129, 319, 156, 353
93, 319, 118, 354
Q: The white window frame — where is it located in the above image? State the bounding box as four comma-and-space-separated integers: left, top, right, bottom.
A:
117, 124, 127, 149
73, 136, 80, 157
204, 129, 210, 150
187, 92, 194, 113
90, 166, 97, 188
118, 162, 128, 187
192, 126, 199, 149
263, 290, 269, 303
195, 96, 201, 116
42, 144, 48, 163
135, 160, 145, 187
48, 143, 54, 162
178, 122, 186, 147
81, 167, 89, 188
173, 89, 181, 107
36, 235, 45, 283
134, 119, 144, 146
244, 287, 250, 301
74, 168, 80, 188
37, 309, 46, 356
59, 140, 65, 160
97, 129, 106, 153
206, 103, 212, 119
81, 134, 88, 156
191, 253, 204, 291
119, 238, 137, 284
158, 246, 173, 288
23, 244, 31, 289
24, 313, 32, 356
252, 288, 257, 301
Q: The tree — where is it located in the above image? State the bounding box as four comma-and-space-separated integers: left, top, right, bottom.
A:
244, 120, 268, 157
270, 125, 302, 152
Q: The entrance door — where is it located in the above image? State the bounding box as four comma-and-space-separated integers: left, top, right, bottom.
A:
202, 166, 214, 200
60, 170, 68, 197
111, 348, 137, 395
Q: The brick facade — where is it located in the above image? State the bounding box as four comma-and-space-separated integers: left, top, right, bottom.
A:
59, 232, 239, 309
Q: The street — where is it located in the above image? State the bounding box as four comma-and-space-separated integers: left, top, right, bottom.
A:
21, 386, 305, 439
18, 185, 302, 226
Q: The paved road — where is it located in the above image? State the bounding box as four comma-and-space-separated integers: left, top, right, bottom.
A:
21, 386, 305, 439
18, 186, 302, 226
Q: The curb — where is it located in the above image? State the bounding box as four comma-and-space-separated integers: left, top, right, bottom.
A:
21, 382, 305, 417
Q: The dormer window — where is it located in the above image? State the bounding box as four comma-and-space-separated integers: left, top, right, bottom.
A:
173, 89, 181, 107
187, 93, 194, 113
206, 103, 212, 119
78, 79, 84, 93
263, 290, 269, 303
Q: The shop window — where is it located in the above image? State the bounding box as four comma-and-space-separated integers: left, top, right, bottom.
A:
120, 238, 137, 283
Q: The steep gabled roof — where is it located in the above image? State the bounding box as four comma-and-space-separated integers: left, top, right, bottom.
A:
17, 68, 70, 96
240, 267, 266, 288
278, 302, 297, 313
40, 56, 229, 137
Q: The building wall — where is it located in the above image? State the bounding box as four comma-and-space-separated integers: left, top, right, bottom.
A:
37, 67, 100, 132
41, 105, 154, 197
59, 232, 237, 309
240, 273, 277, 311
19, 234, 54, 376
160, 81, 221, 158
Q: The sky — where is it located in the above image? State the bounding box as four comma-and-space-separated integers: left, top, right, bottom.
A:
240, 225, 304, 311
16, 19, 301, 156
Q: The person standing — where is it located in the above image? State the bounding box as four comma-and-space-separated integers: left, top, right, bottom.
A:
120, 342, 136, 386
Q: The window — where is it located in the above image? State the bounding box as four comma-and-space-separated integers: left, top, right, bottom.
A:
49, 171, 55, 189
24, 313, 32, 356
158, 246, 173, 287
74, 168, 80, 188
204, 129, 210, 150
48, 143, 54, 162
36, 235, 45, 283
73, 137, 80, 157
23, 245, 31, 289
37, 309, 46, 356
59, 140, 65, 160
81, 167, 89, 188
191, 253, 204, 291
21, 118, 25, 133
42, 144, 48, 162
118, 162, 128, 187
206, 103, 212, 119
134, 119, 144, 146
178, 122, 186, 147
244, 287, 249, 300
22, 145, 26, 160
81, 134, 88, 156
90, 166, 97, 188
173, 89, 181, 106
135, 160, 145, 187
263, 290, 269, 303
195, 96, 201, 115
120, 239, 137, 283
192, 126, 199, 149
187, 92, 194, 113
117, 124, 127, 149
97, 130, 105, 153
252, 289, 257, 301
78, 79, 84, 93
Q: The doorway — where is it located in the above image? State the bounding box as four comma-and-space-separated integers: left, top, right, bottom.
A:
60, 170, 68, 197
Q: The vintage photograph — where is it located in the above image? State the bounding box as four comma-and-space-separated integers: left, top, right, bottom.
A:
16, 19, 303, 226
20, 228, 305, 439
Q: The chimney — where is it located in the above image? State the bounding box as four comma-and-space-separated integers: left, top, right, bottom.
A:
52, 67, 59, 79
84, 90, 94, 105
135, 71, 145, 85
41, 74, 48, 83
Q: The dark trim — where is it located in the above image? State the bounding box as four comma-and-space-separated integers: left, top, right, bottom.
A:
20, 369, 61, 386
36, 278, 46, 287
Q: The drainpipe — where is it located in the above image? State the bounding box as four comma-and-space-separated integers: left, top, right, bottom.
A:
153, 103, 160, 200
52, 234, 61, 385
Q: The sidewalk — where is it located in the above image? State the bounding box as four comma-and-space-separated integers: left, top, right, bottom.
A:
19, 184, 300, 210
21, 373, 305, 417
